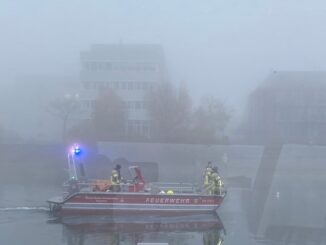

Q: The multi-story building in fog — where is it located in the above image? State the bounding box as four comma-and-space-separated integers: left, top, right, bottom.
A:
79, 43, 168, 138
243, 71, 326, 144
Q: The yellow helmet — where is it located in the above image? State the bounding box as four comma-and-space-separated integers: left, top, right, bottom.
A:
167, 189, 174, 195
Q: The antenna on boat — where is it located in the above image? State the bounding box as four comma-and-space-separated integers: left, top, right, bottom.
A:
67, 144, 81, 180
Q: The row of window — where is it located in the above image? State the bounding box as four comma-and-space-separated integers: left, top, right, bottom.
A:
81, 100, 148, 111
81, 100, 96, 109
276, 106, 326, 122
275, 90, 326, 105
127, 120, 150, 136
125, 101, 148, 110
84, 81, 155, 91
83, 62, 158, 72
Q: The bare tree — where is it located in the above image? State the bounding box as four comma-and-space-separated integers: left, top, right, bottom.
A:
93, 89, 126, 140
191, 96, 231, 143
48, 94, 81, 142
147, 82, 192, 142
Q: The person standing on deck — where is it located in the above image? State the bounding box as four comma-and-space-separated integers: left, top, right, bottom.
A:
110, 169, 121, 192
209, 167, 224, 195
203, 162, 213, 190
114, 164, 122, 182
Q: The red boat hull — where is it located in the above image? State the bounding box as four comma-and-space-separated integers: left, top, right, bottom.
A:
50, 192, 224, 215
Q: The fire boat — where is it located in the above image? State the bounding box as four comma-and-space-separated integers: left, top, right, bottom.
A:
47, 145, 226, 215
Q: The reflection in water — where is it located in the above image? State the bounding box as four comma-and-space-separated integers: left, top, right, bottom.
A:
265, 225, 326, 245
59, 214, 225, 245
203, 231, 224, 245
248, 145, 326, 244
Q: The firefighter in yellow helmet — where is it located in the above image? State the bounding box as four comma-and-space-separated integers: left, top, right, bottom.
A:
203, 162, 213, 191
167, 189, 174, 195
110, 169, 121, 192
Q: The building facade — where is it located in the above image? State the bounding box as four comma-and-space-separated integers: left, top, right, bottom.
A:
244, 71, 326, 144
79, 43, 168, 138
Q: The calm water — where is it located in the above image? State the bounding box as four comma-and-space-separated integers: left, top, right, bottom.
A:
0, 185, 260, 245
2, 145, 326, 244
1, 184, 325, 244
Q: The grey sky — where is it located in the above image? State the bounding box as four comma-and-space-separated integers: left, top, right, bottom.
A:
1, 0, 326, 110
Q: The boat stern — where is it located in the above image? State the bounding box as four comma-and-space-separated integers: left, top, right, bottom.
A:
47, 196, 65, 214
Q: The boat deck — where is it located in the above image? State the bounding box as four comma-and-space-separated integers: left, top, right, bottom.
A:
47, 196, 64, 204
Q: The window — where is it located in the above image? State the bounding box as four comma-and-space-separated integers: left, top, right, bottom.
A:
84, 81, 91, 89
126, 120, 151, 136
142, 121, 150, 136
90, 100, 96, 109
105, 62, 112, 70
127, 121, 133, 134
128, 82, 134, 90
135, 102, 141, 110
142, 63, 156, 72
142, 82, 148, 90
135, 82, 141, 90
135, 121, 141, 134
83, 62, 90, 70
82, 100, 90, 109
97, 81, 104, 89
143, 101, 148, 110
98, 62, 104, 71
92, 81, 97, 89
90, 62, 98, 71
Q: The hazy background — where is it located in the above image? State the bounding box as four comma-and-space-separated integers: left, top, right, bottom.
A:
1, 2, 326, 244
2, 0, 326, 109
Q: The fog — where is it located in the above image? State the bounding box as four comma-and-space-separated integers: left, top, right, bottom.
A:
1, 1, 326, 244
2, 0, 326, 106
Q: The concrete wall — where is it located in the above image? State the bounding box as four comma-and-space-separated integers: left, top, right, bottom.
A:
98, 142, 264, 186
257, 144, 326, 237
0, 144, 67, 185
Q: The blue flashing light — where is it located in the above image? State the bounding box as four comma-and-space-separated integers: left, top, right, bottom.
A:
74, 147, 81, 155
72, 145, 82, 156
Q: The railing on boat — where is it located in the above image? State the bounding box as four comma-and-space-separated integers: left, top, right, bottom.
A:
63, 179, 201, 193
63, 179, 143, 192
63, 179, 225, 196
147, 182, 200, 194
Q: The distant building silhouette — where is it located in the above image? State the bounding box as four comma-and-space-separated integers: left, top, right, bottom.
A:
243, 71, 326, 144
79, 43, 169, 138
